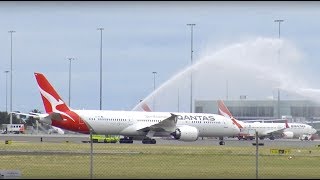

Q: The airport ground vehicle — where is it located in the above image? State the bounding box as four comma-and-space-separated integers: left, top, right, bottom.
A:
83, 135, 120, 143
0, 124, 25, 134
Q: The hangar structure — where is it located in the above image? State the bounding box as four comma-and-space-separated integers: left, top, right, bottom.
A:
194, 99, 320, 130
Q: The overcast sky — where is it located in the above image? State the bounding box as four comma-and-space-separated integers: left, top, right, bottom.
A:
1, 1, 320, 113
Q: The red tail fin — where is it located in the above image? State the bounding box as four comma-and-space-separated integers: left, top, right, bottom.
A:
218, 100, 243, 129
141, 103, 152, 112
218, 100, 233, 118
34, 72, 70, 113
34, 72, 90, 134
285, 119, 289, 128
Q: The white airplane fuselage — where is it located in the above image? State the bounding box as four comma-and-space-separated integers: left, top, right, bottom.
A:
218, 99, 317, 140
34, 72, 240, 144
74, 110, 240, 138
239, 121, 316, 138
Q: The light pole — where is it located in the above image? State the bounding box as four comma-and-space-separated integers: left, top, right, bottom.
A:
9, 30, 15, 127
152, 71, 157, 111
226, 80, 229, 100
177, 88, 180, 112
187, 23, 195, 113
4, 70, 9, 113
97, 27, 104, 110
274, 19, 284, 119
67, 57, 75, 107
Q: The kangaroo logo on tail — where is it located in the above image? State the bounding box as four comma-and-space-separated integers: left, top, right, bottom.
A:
34, 72, 90, 134
34, 73, 75, 122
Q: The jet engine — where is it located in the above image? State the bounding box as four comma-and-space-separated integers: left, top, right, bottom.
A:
282, 131, 294, 139
170, 126, 199, 141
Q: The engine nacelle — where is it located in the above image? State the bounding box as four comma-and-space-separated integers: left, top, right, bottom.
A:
170, 126, 199, 142
282, 131, 294, 139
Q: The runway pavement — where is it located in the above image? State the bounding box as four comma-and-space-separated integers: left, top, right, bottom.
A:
1, 133, 319, 148
0, 133, 90, 143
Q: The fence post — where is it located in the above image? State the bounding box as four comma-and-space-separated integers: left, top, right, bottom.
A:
255, 130, 259, 179
90, 129, 93, 179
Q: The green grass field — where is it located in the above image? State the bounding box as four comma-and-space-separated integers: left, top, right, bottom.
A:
0, 141, 320, 179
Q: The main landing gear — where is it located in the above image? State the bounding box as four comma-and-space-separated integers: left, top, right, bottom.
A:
219, 137, 225, 145
119, 136, 133, 144
269, 136, 275, 140
142, 137, 156, 144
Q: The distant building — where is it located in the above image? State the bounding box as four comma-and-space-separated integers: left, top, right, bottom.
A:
195, 100, 320, 124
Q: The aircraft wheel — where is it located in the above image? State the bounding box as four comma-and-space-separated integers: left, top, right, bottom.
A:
219, 141, 225, 145
269, 136, 275, 140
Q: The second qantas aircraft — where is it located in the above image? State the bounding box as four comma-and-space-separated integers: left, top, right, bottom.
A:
33, 72, 240, 145
218, 100, 317, 140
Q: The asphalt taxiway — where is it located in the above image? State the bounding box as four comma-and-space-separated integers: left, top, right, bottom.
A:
1, 134, 319, 148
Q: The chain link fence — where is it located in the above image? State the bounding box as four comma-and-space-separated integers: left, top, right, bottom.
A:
0, 132, 320, 179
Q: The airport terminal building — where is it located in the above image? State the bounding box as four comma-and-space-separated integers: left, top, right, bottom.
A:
194, 99, 320, 130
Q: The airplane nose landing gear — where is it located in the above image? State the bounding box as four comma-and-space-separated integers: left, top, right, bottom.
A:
219, 141, 225, 145
219, 137, 225, 145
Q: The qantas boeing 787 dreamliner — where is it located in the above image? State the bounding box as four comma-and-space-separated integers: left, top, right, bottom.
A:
33, 72, 240, 145
218, 100, 317, 141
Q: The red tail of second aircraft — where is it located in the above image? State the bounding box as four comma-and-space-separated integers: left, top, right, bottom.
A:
141, 102, 152, 112
217, 100, 243, 129
217, 100, 233, 118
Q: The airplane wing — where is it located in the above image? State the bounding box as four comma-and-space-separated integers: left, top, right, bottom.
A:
9, 112, 37, 123
261, 120, 289, 136
10, 112, 35, 117
137, 113, 178, 134
10, 112, 44, 119
263, 128, 286, 136
10, 111, 63, 124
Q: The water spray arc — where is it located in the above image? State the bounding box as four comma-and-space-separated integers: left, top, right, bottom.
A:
133, 37, 311, 114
